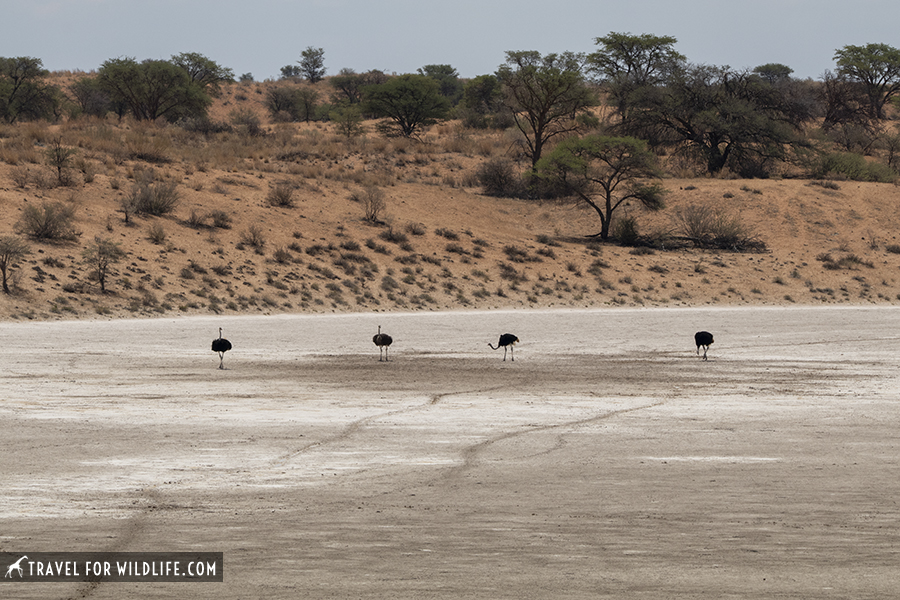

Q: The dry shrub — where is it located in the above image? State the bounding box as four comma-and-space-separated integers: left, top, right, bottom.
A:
186, 210, 208, 229
208, 210, 232, 229
379, 228, 408, 244
147, 222, 167, 244
128, 171, 180, 216
816, 252, 874, 270
673, 204, 766, 252
273, 247, 293, 264
267, 183, 296, 207
350, 186, 386, 222
240, 225, 266, 249
11, 166, 30, 188
405, 222, 426, 236
16, 201, 79, 241
125, 131, 171, 164
21, 122, 52, 144
476, 157, 527, 198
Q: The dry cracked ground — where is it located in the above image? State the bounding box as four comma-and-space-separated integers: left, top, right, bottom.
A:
2, 306, 900, 599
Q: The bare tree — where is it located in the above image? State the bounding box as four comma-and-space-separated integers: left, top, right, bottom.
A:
45, 137, 77, 186
352, 186, 386, 222
82, 236, 125, 292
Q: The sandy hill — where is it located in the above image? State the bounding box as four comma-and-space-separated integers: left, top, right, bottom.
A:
1, 79, 900, 321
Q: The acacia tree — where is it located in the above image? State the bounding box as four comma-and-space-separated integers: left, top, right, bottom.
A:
496, 51, 598, 169
634, 64, 811, 176
0, 56, 58, 123
0, 235, 31, 294
299, 47, 326, 83
330, 104, 364, 138
97, 57, 211, 121
170, 52, 234, 96
418, 64, 463, 104
363, 74, 450, 138
280, 65, 302, 79
752, 63, 794, 84
265, 86, 319, 122
536, 135, 666, 240
586, 32, 684, 127
834, 43, 900, 120
459, 74, 504, 128
822, 70, 871, 129
330, 68, 388, 105
69, 76, 114, 117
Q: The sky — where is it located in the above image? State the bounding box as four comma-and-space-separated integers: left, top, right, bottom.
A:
3, 0, 900, 81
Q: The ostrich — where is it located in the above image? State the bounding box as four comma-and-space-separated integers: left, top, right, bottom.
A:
373, 325, 393, 362
211, 327, 232, 369
488, 333, 519, 361
695, 331, 714, 361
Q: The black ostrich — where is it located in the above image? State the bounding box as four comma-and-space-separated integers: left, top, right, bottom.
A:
694, 331, 714, 361
373, 325, 393, 362
488, 333, 519, 361
212, 327, 232, 369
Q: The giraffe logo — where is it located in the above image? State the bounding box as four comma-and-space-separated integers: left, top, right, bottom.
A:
4, 555, 28, 578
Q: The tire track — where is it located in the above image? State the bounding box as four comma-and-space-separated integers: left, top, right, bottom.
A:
70, 385, 656, 600
443, 399, 668, 479
267, 384, 508, 468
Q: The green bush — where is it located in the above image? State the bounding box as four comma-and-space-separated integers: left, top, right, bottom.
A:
814, 152, 898, 183
612, 215, 640, 246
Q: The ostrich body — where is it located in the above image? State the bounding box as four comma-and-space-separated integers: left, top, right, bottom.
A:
212, 327, 232, 369
373, 325, 393, 361
488, 333, 519, 361
695, 331, 714, 361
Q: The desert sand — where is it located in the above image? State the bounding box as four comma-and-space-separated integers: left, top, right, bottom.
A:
3, 306, 900, 598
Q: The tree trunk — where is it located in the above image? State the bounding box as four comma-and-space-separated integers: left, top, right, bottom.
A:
705, 144, 728, 174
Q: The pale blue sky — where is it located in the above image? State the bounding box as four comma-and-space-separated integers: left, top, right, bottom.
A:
3, 0, 899, 81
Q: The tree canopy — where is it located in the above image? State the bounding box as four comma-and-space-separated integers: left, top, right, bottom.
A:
630, 64, 812, 176
363, 74, 451, 138
97, 57, 213, 121
752, 63, 794, 85
536, 135, 666, 240
496, 50, 598, 169
299, 47, 327, 84
0, 56, 58, 123
418, 64, 463, 104
329, 68, 388, 105
586, 32, 684, 126
834, 43, 900, 119
170, 52, 234, 96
